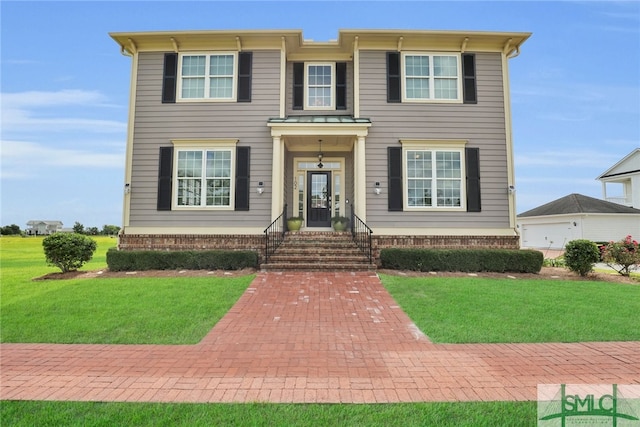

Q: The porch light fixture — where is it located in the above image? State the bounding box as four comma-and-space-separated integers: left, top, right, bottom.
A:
317, 139, 324, 169
374, 181, 381, 195
257, 182, 264, 195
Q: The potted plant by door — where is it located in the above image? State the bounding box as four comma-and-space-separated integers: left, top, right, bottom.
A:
287, 215, 303, 232
331, 216, 349, 231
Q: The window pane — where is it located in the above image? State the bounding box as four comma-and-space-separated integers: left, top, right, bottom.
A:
206, 178, 230, 206
181, 78, 205, 99
436, 180, 461, 207
405, 55, 429, 77
406, 77, 429, 99
407, 151, 431, 178
182, 56, 206, 76
177, 179, 201, 206
209, 55, 234, 76
434, 78, 458, 99
435, 152, 461, 178
210, 76, 233, 98
206, 150, 231, 178
177, 151, 202, 178
408, 179, 432, 207
434, 56, 457, 77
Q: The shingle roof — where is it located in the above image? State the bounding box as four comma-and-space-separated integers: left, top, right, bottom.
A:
518, 193, 640, 217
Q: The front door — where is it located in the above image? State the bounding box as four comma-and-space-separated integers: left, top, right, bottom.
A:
307, 171, 331, 227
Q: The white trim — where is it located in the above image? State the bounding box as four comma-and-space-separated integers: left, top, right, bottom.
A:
177, 52, 238, 102
401, 52, 462, 103
304, 62, 336, 110
122, 51, 139, 229
501, 52, 517, 230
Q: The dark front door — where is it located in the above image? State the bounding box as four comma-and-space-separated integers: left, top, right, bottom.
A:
307, 171, 331, 227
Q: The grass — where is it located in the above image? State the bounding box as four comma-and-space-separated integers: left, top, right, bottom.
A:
379, 274, 640, 343
0, 236, 253, 344
0, 400, 537, 426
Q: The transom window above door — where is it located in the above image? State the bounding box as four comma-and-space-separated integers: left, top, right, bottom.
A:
306, 63, 335, 110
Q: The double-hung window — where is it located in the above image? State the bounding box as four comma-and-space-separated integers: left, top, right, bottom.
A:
179, 53, 237, 101
175, 148, 233, 208
402, 53, 461, 102
306, 63, 335, 109
404, 141, 465, 210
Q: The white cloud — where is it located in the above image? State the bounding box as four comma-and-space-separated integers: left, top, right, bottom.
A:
1, 89, 127, 133
515, 149, 621, 168
1, 140, 124, 179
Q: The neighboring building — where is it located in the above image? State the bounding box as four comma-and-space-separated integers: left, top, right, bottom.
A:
517, 194, 640, 249
26, 220, 63, 235
110, 29, 530, 261
597, 148, 640, 208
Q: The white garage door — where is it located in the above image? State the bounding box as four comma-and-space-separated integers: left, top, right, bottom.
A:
521, 222, 573, 249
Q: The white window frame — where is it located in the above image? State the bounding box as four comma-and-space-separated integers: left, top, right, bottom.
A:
401, 52, 462, 103
401, 140, 467, 211
304, 62, 335, 110
171, 139, 238, 210
177, 52, 238, 102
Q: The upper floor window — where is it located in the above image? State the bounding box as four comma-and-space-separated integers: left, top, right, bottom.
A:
179, 53, 237, 101
306, 63, 335, 110
402, 53, 461, 102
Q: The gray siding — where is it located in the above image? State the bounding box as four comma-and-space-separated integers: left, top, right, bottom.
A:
285, 61, 354, 116
359, 51, 511, 229
129, 51, 281, 228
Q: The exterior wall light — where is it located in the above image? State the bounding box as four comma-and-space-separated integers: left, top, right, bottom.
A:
257, 182, 264, 195
374, 181, 381, 195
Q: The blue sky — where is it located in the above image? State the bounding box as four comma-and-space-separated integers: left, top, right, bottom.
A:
1, 1, 639, 229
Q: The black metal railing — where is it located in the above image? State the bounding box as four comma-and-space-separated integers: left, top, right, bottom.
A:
350, 205, 373, 263
264, 204, 287, 262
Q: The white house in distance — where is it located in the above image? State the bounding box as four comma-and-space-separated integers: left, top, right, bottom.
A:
597, 148, 640, 208
25, 220, 63, 235
517, 194, 640, 250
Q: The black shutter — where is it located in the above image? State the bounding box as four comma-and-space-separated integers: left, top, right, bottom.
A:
157, 147, 173, 210
462, 53, 477, 104
465, 147, 481, 212
387, 52, 401, 103
162, 53, 178, 104
293, 62, 304, 110
388, 147, 403, 211
237, 52, 252, 102
235, 147, 250, 211
336, 62, 347, 110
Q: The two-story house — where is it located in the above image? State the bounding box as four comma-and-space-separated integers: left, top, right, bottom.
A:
110, 29, 530, 263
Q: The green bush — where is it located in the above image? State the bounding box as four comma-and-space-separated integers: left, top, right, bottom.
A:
563, 239, 600, 277
602, 235, 640, 276
42, 233, 97, 273
106, 249, 258, 271
379, 248, 543, 273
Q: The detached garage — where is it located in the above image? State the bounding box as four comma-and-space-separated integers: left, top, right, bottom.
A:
517, 193, 640, 250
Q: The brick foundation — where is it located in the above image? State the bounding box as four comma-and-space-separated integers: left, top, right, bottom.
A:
117, 233, 519, 266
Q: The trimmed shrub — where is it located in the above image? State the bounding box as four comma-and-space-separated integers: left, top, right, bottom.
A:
563, 239, 600, 277
379, 248, 543, 273
42, 233, 97, 273
106, 249, 258, 271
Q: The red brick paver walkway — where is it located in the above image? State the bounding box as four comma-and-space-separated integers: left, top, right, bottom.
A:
2, 272, 639, 403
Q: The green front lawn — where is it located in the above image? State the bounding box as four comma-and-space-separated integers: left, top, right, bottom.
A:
379, 274, 640, 343
0, 401, 537, 427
